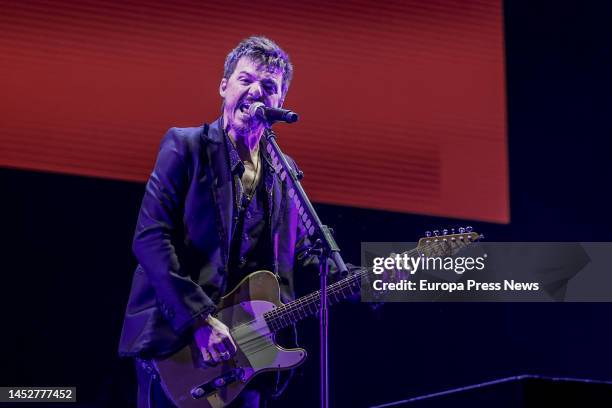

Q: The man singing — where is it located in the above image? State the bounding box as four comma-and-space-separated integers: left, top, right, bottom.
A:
119, 36, 312, 407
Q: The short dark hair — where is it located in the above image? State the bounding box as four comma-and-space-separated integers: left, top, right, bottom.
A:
224, 36, 293, 97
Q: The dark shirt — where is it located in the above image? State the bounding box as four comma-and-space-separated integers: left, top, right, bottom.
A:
224, 133, 274, 290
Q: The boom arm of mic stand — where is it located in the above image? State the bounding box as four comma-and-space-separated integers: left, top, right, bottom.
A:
263, 127, 348, 275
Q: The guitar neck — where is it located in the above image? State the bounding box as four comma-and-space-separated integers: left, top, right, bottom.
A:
263, 230, 479, 331
262, 269, 365, 332
263, 247, 422, 332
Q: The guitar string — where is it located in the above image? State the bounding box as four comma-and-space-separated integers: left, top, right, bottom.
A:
263, 245, 425, 324
213, 238, 474, 355
264, 239, 452, 332
261, 237, 468, 328
231, 239, 469, 351
268, 236, 473, 329
234, 264, 402, 351
229, 236, 473, 337
229, 271, 365, 347
237, 237, 465, 333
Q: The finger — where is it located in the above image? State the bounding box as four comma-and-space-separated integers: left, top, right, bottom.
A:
214, 340, 227, 355
222, 334, 237, 355
214, 341, 231, 361
207, 346, 221, 364
200, 347, 212, 364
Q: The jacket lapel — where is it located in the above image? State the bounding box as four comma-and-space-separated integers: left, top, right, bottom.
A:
203, 119, 234, 266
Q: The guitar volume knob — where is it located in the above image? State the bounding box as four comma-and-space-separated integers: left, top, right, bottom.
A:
191, 387, 206, 398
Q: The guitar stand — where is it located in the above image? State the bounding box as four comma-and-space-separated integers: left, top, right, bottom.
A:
264, 125, 348, 408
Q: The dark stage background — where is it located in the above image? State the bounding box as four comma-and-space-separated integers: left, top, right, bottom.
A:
2, 1, 612, 407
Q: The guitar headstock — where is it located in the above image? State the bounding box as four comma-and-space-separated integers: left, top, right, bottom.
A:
417, 226, 483, 257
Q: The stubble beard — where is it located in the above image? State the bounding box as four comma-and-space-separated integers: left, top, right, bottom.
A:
227, 110, 264, 148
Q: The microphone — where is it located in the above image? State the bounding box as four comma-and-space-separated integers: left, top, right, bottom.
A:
248, 102, 299, 123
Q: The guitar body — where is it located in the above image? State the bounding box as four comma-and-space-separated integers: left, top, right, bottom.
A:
154, 271, 307, 408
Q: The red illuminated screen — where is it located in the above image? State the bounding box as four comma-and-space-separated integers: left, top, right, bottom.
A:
1, 0, 508, 223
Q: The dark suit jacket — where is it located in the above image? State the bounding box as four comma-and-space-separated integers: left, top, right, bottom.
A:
119, 118, 312, 358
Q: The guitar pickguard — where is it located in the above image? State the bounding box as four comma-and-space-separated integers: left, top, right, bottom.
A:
219, 300, 306, 375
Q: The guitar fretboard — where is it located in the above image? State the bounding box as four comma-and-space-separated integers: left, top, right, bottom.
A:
262, 234, 475, 332
263, 247, 423, 331
263, 268, 366, 332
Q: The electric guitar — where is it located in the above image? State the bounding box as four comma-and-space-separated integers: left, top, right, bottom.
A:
154, 229, 481, 407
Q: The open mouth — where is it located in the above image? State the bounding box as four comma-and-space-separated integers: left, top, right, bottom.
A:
238, 101, 251, 113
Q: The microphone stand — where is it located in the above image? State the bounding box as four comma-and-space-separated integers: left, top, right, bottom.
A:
263, 124, 348, 408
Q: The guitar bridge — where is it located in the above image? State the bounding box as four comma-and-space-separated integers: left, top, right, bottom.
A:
190, 368, 245, 399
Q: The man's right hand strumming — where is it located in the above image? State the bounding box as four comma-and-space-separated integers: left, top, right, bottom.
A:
194, 315, 237, 364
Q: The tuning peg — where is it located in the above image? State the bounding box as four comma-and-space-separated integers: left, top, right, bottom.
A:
458, 227, 465, 233
433, 230, 440, 237
442, 229, 448, 235
425, 231, 432, 237
466, 226, 473, 233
